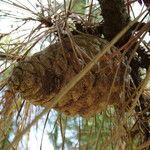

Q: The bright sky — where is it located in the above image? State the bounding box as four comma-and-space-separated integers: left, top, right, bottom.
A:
0, 0, 149, 150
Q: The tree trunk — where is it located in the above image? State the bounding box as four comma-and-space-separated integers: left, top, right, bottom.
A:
98, 0, 130, 45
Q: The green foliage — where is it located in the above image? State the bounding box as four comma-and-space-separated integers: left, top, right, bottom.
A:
45, 107, 140, 149
71, 0, 86, 14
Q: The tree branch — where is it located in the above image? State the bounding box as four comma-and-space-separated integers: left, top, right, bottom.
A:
98, 0, 130, 45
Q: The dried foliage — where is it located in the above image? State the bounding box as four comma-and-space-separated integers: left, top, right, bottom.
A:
0, 0, 149, 150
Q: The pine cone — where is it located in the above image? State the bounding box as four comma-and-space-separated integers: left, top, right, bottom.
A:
9, 35, 126, 117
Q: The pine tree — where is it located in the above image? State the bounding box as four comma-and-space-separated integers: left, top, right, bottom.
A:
0, 0, 149, 149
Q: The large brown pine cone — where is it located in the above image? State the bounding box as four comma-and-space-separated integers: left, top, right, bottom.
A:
8, 34, 126, 117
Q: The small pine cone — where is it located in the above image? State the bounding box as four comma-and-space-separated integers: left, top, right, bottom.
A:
9, 35, 126, 117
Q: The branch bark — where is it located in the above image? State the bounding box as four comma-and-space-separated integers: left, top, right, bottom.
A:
98, 0, 130, 45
